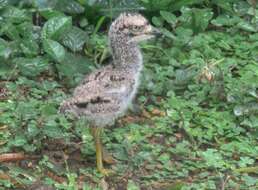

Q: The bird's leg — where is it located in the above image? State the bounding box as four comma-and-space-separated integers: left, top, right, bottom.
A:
90, 127, 114, 176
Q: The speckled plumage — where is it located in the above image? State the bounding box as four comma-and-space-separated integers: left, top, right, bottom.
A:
60, 13, 156, 127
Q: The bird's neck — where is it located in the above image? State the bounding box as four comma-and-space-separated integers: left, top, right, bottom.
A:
109, 33, 143, 72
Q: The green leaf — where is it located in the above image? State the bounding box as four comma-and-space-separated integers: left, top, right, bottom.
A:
12, 135, 27, 147
34, 0, 58, 10
171, 0, 205, 11
201, 149, 225, 168
212, 0, 234, 13
43, 119, 63, 138
40, 9, 65, 19
0, 38, 11, 59
0, 0, 8, 9
191, 8, 213, 33
237, 21, 257, 32
160, 28, 176, 39
16, 22, 41, 41
42, 16, 72, 40
19, 39, 39, 57
27, 121, 41, 138
14, 56, 49, 77
211, 15, 241, 27
1, 6, 30, 23
127, 180, 140, 190
0, 22, 20, 40
160, 11, 177, 26
152, 16, 163, 27
55, 0, 85, 14
234, 102, 258, 116
61, 26, 88, 52
43, 39, 66, 62
41, 103, 57, 117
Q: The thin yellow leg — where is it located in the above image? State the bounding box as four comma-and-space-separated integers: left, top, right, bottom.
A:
90, 127, 114, 176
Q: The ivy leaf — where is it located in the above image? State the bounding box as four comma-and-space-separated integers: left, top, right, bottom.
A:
42, 16, 72, 40
43, 39, 66, 62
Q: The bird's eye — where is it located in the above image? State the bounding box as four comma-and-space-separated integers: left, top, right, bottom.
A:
132, 25, 140, 31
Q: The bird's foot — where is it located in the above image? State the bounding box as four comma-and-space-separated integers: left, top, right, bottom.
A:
102, 149, 117, 164
98, 168, 114, 176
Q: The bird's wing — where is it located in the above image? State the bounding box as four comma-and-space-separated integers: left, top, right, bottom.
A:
69, 65, 133, 107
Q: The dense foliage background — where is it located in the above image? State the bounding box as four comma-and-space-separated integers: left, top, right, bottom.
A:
0, 0, 257, 189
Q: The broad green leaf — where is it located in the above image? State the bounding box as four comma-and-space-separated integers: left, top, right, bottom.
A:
234, 102, 258, 116
171, 0, 205, 11
160, 11, 177, 26
0, 0, 8, 9
127, 180, 140, 190
42, 16, 72, 40
191, 8, 213, 33
139, 0, 172, 11
27, 121, 40, 138
56, 52, 92, 78
16, 22, 41, 41
1, 6, 30, 23
43, 119, 63, 138
34, 0, 57, 10
211, 15, 241, 27
14, 56, 49, 77
41, 103, 57, 116
237, 21, 257, 32
19, 39, 39, 57
43, 39, 66, 62
152, 16, 163, 27
212, 0, 234, 13
160, 28, 176, 39
12, 135, 27, 147
40, 9, 65, 19
201, 149, 225, 168
85, 0, 141, 17
61, 26, 88, 52
0, 38, 11, 59
55, 0, 85, 14
0, 22, 20, 40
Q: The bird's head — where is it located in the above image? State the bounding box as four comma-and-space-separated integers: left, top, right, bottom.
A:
109, 13, 160, 43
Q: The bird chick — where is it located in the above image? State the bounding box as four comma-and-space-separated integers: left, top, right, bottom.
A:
60, 12, 159, 175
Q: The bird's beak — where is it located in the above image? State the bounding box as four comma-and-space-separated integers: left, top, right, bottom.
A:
151, 27, 161, 36
128, 26, 161, 43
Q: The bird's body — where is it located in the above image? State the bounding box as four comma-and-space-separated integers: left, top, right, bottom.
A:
60, 13, 158, 175
60, 63, 142, 127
